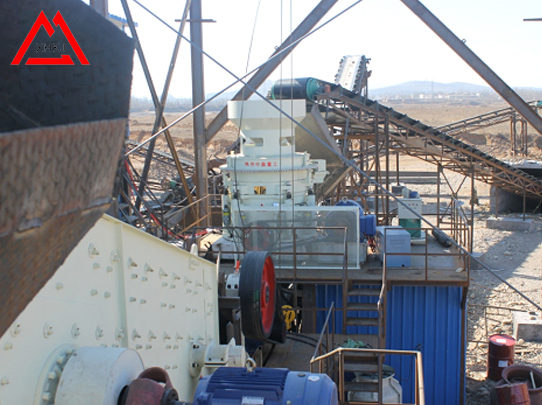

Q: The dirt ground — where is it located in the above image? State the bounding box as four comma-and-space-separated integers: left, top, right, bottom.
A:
129, 100, 542, 405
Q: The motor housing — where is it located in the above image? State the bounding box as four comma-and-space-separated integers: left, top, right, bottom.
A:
193, 367, 337, 405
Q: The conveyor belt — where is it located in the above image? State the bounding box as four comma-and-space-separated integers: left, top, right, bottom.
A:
317, 91, 542, 200
436, 101, 540, 135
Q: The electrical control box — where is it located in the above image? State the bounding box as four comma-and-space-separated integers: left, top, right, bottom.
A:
375, 226, 411, 267
397, 198, 422, 219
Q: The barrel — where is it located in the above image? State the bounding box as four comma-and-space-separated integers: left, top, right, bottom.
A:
495, 383, 531, 405
488, 334, 515, 381
502, 365, 542, 405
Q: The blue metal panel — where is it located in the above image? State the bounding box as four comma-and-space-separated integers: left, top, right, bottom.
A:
316, 285, 379, 336
386, 286, 463, 405
315, 285, 464, 405
316, 284, 343, 333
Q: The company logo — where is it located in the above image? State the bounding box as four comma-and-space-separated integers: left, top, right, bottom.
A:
11, 11, 89, 65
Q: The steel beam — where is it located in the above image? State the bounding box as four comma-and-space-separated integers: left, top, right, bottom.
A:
204, 0, 339, 145
121, 0, 193, 211
190, 0, 208, 223
399, 0, 542, 136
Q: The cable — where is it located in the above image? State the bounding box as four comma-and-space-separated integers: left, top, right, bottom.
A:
278, 0, 283, 267
244, 0, 262, 77
286, 334, 319, 348
231, 0, 262, 235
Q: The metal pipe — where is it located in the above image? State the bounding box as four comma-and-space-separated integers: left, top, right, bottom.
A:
399, 0, 542, 136
204, 0, 340, 144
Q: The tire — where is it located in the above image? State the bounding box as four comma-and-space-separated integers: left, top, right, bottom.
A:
268, 287, 287, 344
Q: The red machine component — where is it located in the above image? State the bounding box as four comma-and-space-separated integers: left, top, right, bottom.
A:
121, 368, 182, 405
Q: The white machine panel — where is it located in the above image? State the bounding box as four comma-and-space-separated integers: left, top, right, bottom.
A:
0, 215, 220, 404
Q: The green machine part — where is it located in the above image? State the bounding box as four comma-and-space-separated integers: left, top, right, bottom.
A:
399, 218, 422, 238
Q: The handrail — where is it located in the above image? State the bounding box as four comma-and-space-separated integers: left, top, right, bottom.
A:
379, 223, 469, 284
311, 302, 335, 374
311, 347, 425, 405
189, 224, 350, 273
377, 253, 387, 349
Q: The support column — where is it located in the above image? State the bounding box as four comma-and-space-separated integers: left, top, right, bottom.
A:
374, 116, 380, 222
395, 152, 400, 185
385, 115, 390, 223
470, 165, 475, 253
523, 184, 526, 221
190, 0, 208, 225
437, 163, 441, 227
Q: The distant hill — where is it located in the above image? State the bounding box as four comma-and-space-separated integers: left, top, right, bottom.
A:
371, 81, 491, 97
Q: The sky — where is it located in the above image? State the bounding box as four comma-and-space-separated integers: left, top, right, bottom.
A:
101, 0, 542, 99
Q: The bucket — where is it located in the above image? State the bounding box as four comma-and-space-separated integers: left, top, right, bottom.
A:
502, 365, 542, 405
488, 334, 515, 381
348, 365, 402, 404
495, 383, 531, 405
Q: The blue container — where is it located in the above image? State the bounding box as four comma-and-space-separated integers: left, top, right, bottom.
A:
316, 285, 464, 405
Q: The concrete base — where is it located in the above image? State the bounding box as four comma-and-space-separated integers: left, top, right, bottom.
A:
490, 186, 542, 214
513, 311, 542, 342
486, 218, 537, 232
467, 252, 485, 270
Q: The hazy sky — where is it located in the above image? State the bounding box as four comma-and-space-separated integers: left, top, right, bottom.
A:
104, 0, 542, 99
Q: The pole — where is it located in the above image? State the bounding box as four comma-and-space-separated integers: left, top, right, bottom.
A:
385, 114, 390, 222
190, 0, 208, 224
470, 164, 474, 253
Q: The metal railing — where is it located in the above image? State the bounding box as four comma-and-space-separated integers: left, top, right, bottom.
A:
189, 224, 351, 277
312, 293, 425, 405
378, 225, 469, 283
376, 254, 387, 349
165, 193, 218, 234
311, 347, 425, 405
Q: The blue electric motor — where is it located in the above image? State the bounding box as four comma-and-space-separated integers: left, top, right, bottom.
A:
193, 367, 338, 405
335, 199, 376, 239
